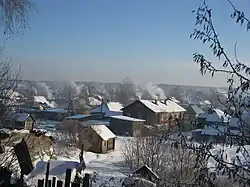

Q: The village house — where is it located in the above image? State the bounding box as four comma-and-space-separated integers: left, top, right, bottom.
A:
109, 115, 146, 136
2, 113, 35, 130
184, 104, 204, 129
192, 108, 231, 142
79, 124, 116, 153
40, 108, 69, 122
121, 99, 186, 131
90, 101, 123, 117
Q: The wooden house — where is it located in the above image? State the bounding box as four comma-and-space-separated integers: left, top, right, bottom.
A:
184, 104, 204, 129
121, 99, 186, 130
40, 108, 68, 122
3, 113, 35, 130
109, 115, 145, 136
80, 125, 116, 153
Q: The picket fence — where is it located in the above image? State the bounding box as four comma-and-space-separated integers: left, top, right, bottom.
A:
36, 162, 90, 187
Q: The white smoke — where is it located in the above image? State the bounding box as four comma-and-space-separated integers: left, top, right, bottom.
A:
35, 82, 53, 100
31, 86, 38, 96
144, 82, 166, 100
62, 81, 86, 98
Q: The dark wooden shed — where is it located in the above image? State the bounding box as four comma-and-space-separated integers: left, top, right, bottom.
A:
109, 115, 145, 137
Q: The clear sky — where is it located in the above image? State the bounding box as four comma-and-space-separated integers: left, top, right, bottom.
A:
1, 0, 250, 87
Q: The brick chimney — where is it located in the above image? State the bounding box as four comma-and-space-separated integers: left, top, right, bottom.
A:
152, 99, 158, 105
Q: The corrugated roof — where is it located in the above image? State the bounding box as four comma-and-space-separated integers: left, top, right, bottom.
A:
190, 105, 204, 115
8, 113, 31, 122
90, 125, 116, 140
66, 114, 90, 120
44, 108, 68, 114
110, 115, 145, 122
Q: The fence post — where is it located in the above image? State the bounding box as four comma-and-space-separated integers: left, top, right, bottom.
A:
37, 179, 44, 187
57, 180, 63, 187
52, 177, 56, 187
73, 182, 81, 187
45, 162, 50, 187
64, 169, 72, 187
82, 173, 90, 187
48, 179, 52, 187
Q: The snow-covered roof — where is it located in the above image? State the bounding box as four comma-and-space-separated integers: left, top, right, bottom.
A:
34, 96, 55, 108
88, 97, 102, 106
107, 102, 123, 112
204, 100, 212, 105
138, 100, 186, 113
170, 97, 180, 103
110, 115, 145, 122
91, 125, 116, 140
201, 125, 227, 136
198, 108, 230, 123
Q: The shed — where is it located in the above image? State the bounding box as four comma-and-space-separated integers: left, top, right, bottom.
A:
80, 125, 116, 153
3, 113, 35, 130
133, 165, 160, 184
109, 115, 145, 136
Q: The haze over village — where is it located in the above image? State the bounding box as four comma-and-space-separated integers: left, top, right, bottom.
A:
0, 0, 250, 187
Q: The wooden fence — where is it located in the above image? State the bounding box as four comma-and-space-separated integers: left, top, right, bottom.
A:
37, 162, 90, 187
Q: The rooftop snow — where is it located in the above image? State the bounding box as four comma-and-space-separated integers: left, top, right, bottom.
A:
91, 125, 116, 140
34, 96, 55, 108
89, 97, 102, 106
198, 108, 230, 123
201, 125, 227, 136
107, 102, 123, 112
170, 97, 180, 103
139, 100, 186, 113
110, 115, 145, 122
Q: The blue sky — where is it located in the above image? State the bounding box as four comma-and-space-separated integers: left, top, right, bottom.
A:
1, 0, 250, 86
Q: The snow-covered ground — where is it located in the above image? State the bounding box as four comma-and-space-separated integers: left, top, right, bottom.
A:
26, 137, 130, 186
20, 132, 250, 186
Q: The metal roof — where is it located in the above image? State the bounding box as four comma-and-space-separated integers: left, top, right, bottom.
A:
43, 108, 68, 114
66, 114, 90, 120
190, 105, 204, 115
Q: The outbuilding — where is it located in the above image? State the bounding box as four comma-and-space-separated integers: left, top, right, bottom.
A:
80, 124, 116, 153
109, 115, 145, 136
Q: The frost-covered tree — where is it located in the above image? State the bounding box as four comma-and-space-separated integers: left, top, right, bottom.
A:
176, 0, 250, 186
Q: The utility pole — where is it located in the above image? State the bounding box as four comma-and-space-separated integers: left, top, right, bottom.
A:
67, 86, 72, 117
